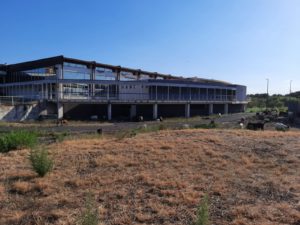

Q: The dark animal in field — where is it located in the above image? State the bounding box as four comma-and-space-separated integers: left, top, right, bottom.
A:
56, 119, 68, 126
275, 123, 289, 131
97, 128, 103, 135
247, 121, 265, 130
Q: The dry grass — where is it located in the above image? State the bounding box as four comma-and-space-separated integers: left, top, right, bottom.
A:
0, 129, 299, 225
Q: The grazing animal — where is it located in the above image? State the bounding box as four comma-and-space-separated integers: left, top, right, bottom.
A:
138, 116, 144, 122
56, 119, 68, 126
239, 123, 244, 129
97, 128, 103, 135
182, 124, 189, 129
275, 123, 289, 131
247, 121, 265, 130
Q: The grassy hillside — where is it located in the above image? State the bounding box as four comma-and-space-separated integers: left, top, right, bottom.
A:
0, 130, 299, 225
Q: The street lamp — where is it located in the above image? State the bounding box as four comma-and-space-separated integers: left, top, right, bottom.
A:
266, 78, 269, 96
266, 78, 269, 109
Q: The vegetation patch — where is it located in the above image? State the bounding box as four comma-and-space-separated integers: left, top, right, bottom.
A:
77, 193, 100, 225
0, 130, 37, 153
29, 148, 53, 177
194, 123, 218, 129
194, 194, 210, 225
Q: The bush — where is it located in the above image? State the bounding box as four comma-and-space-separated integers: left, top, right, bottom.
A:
77, 193, 99, 225
194, 194, 210, 225
194, 123, 217, 129
0, 130, 37, 153
29, 148, 53, 177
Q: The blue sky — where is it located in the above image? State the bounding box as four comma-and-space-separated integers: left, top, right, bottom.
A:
1, 0, 299, 94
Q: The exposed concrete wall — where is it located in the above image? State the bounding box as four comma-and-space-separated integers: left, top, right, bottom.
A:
0, 103, 43, 121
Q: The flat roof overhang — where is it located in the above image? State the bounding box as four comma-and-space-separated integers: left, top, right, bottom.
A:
4, 56, 238, 86
0, 79, 238, 90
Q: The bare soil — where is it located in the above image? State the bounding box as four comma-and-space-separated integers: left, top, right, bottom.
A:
0, 129, 299, 225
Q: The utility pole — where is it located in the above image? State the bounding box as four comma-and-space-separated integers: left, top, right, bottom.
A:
289, 80, 292, 95
266, 78, 269, 109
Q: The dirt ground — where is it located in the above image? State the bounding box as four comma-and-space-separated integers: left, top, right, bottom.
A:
0, 129, 299, 225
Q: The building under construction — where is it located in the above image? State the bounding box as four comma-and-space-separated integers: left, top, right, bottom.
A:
0, 56, 247, 120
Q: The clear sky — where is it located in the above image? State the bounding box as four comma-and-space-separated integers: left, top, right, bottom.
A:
1, 0, 299, 94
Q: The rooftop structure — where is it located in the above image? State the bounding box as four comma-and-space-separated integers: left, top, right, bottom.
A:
0, 56, 247, 120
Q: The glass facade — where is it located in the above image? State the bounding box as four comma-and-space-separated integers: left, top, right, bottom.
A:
0, 59, 242, 103
95, 67, 115, 80
63, 62, 91, 80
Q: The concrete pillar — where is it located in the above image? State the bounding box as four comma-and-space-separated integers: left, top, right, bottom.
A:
90, 67, 95, 99
242, 104, 246, 112
57, 103, 63, 119
107, 103, 112, 121
56, 64, 63, 99
130, 105, 137, 119
224, 103, 229, 114
209, 103, 213, 115
153, 103, 158, 120
185, 103, 190, 118
49, 84, 52, 99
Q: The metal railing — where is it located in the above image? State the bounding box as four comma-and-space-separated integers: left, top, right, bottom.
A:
57, 91, 237, 102
0, 95, 41, 105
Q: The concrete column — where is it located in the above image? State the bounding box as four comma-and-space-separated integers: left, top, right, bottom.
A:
224, 103, 229, 114
242, 104, 246, 112
209, 103, 213, 115
57, 103, 63, 119
153, 103, 158, 120
130, 105, 137, 119
107, 103, 112, 121
45, 84, 48, 99
91, 67, 95, 98
185, 103, 190, 118
49, 84, 52, 99
56, 64, 63, 99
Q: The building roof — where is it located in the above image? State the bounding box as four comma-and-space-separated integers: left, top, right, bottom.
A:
3, 55, 235, 86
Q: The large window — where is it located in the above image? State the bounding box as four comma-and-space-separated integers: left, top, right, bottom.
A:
120, 71, 136, 81
4, 67, 57, 83
63, 62, 91, 80
95, 67, 115, 80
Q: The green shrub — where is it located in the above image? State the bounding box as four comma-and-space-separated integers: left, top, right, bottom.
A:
77, 193, 99, 225
194, 194, 210, 225
0, 130, 37, 153
194, 123, 217, 129
29, 148, 53, 177
50, 131, 69, 142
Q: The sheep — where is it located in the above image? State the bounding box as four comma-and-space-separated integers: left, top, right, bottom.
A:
275, 123, 289, 131
97, 128, 103, 135
182, 124, 190, 129
239, 123, 244, 129
247, 121, 265, 131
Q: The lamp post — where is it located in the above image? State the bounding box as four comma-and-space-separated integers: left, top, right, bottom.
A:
266, 78, 269, 109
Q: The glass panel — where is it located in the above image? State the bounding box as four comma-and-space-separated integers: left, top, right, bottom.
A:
120, 71, 136, 81
95, 67, 116, 80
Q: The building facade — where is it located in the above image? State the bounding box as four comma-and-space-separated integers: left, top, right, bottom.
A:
0, 56, 247, 120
